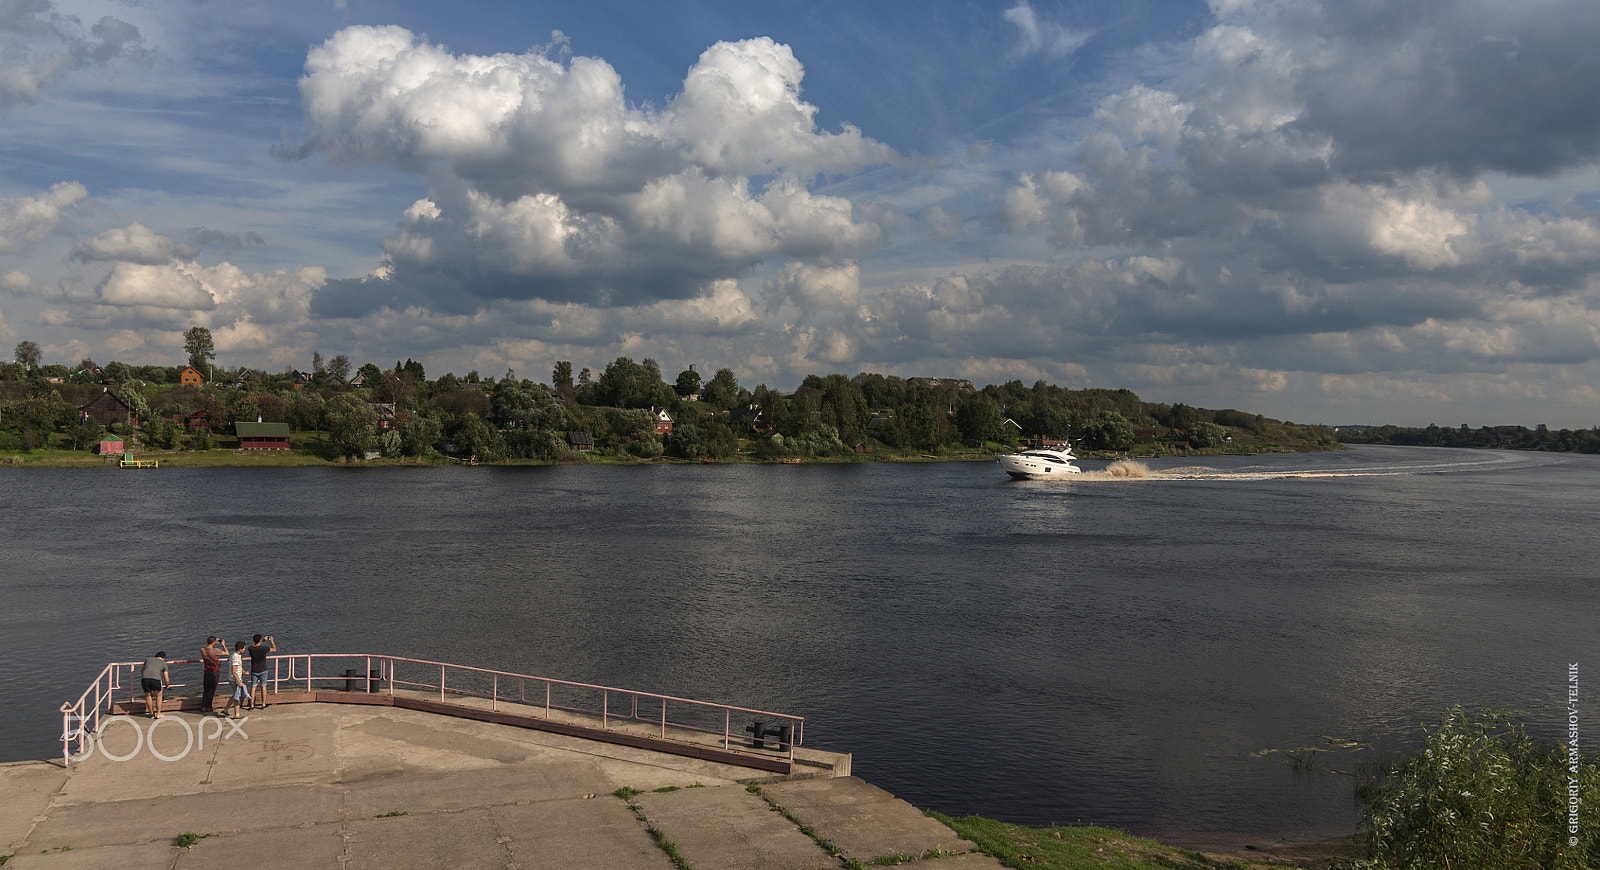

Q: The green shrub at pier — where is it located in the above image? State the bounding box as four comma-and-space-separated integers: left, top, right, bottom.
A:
1356, 707, 1600, 869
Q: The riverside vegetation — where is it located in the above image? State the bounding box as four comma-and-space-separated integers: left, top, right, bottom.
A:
1, 344, 1335, 465
921, 707, 1597, 870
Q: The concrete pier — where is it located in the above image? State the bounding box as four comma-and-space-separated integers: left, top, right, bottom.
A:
2, 701, 1003, 868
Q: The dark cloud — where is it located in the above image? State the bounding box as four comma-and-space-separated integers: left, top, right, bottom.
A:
1287, 1, 1600, 178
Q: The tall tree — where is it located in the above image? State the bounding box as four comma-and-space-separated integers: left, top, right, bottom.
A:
324, 393, 379, 459
674, 368, 702, 398
552, 361, 573, 391
14, 340, 41, 371
328, 354, 351, 383
183, 327, 216, 375
702, 367, 740, 410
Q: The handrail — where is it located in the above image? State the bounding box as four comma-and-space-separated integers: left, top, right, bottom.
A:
61, 653, 803, 767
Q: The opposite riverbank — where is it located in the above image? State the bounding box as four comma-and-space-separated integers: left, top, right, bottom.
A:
0, 434, 1335, 468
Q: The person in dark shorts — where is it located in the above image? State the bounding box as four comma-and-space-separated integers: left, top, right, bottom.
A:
200, 636, 226, 713
247, 634, 276, 710
141, 652, 169, 719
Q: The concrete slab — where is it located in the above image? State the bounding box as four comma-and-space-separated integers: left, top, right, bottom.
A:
493, 795, 674, 870
344, 809, 512, 869
174, 822, 348, 869
339, 762, 603, 817
762, 776, 976, 863
633, 784, 834, 870
0, 762, 69, 852
25, 783, 344, 850
2, 840, 176, 870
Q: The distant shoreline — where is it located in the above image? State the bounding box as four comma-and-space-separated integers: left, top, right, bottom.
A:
0, 443, 1337, 469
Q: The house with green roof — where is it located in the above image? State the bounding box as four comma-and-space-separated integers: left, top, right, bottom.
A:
235, 420, 291, 450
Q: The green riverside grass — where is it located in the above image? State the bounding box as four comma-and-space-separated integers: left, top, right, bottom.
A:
930, 813, 1287, 869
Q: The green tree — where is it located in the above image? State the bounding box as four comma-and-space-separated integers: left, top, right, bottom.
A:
325, 394, 379, 459
183, 327, 215, 375
13, 340, 41, 371
552, 360, 573, 392
287, 390, 327, 431
955, 392, 1003, 446
399, 417, 442, 457
113, 385, 151, 423
702, 367, 740, 410
674, 368, 702, 398
142, 419, 178, 450
446, 413, 505, 460
1084, 410, 1134, 451
68, 419, 104, 451
328, 354, 352, 383
1188, 421, 1226, 449
587, 357, 672, 409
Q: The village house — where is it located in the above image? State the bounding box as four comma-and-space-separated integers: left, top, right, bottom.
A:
648, 407, 674, 435
79, 389, 136, 426
235, 420, 291, 450
179, 366, 205, 386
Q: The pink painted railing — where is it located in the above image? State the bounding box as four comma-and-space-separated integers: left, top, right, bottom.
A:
61, 654, 804, 767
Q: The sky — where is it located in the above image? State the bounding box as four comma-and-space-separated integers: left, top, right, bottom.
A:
2, 0, 1600, 427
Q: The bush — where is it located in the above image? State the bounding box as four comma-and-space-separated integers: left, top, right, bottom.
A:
1357, 707, 1600, 869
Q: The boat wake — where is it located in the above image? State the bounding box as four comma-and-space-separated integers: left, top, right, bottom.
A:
1031, 449, 1537, 483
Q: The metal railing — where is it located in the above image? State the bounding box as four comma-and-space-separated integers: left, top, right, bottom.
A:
61, 654, 803, 767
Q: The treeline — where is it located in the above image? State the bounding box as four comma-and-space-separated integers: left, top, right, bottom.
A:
1339, 423, 1600, 453
2, 344, 1335, 461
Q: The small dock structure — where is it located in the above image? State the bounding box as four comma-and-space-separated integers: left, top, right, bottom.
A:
61, 653, 819, 775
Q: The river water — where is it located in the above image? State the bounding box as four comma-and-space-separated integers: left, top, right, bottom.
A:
2, 445, 1595, 843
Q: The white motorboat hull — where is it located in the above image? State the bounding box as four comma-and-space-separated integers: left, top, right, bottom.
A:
997, 449, 1081, 479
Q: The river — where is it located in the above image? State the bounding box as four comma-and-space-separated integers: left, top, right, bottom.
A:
2, 445, 1595, 844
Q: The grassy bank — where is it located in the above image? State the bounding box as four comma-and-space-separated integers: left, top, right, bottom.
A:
930, 814, 1360, 869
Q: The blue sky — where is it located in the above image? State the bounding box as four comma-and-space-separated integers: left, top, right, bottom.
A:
4, 0, 1600, 427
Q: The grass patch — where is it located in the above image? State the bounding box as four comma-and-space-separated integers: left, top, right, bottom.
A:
172, 833, 199, 848
931, 813, 1286, 870
615, 786, 642, 800
376, 810, 409, 818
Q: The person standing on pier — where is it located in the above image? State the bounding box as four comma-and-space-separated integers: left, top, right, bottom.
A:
247, 634, 276, 710
200, 636, 226, 713
225, 640, 248, 719
140, 651, 169, 719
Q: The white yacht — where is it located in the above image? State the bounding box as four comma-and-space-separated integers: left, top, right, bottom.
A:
997, 443, 1082, 479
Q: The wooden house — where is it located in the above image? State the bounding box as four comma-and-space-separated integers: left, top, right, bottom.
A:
79, 389, 136, 426
566, 432, 595, 452
235, 420, 291, 450
97, 435, 125, 455
179, 366, 205, 386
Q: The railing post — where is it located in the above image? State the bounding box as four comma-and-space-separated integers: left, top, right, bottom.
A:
661, 698, 667, 738
724, 709, 730, 750
492, 674, 498, 712
545, 680, 550, 718
440, 664, 446, 701
602, 690, 608, 730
